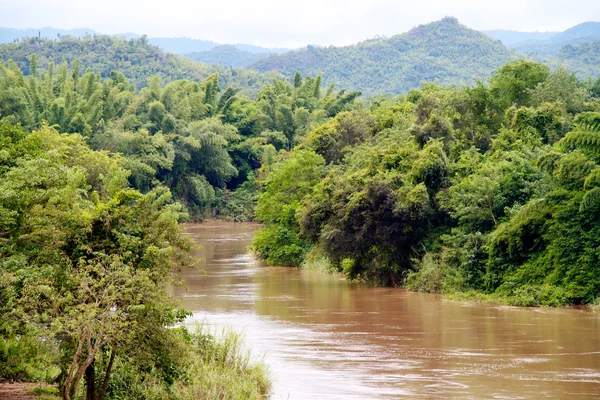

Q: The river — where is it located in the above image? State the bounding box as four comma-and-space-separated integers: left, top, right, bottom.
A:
173, 221, 600, 399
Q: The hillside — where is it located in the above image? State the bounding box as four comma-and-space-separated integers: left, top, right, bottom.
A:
186, 45, 267, 67
0, 35, 281, 94
490, 22, 600, 56
491, 22, 600, 79
545, 41, 600, 78
250, 17, 517, 95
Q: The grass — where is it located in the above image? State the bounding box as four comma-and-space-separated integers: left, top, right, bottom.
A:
179, 325, 272, 400
30, 385, 60, 399
105, 324, 272, 400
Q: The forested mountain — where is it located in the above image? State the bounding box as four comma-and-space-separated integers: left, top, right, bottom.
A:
250, 17, 517, 95
545, 42, 600, 80
0, 35, 281, 94
2, 20, 598, 97
490, 22, 600, 56
483, 30, 557, 46
187, 45, 266, 68
548, 22, 600, 44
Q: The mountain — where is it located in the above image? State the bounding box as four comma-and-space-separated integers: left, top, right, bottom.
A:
233, 43, 289, 54
484, 30, 557, 46
486, 22, 600, 57
250, 17, 517, 95
186, 45, 267, 68
549, 21, 600, 43
0, 35, 281, 95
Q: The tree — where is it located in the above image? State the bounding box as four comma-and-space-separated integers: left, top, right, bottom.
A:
490, 60, 549, 109
253, 150, 325, 266
294, 71, 302, 88
0, 123, 192, 399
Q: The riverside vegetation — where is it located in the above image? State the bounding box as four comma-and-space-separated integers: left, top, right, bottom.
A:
0, 46, 359, 399
252, 61, 600, 308
0, 121, 270, 399
1, 35, 600, 399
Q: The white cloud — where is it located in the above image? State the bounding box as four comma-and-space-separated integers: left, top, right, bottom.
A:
0, 0, 599, 47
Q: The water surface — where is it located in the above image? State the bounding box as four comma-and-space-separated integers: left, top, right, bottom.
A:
174, 221, 600, 399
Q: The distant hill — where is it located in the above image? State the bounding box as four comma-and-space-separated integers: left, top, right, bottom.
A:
186, 45, 267, 68
0, 35, 281, 95
0, 26, 290, 56
2, 21, 598, 97
495, 22, 600, 80
147, 37, 219, 53
0, 27, 98, 43
486, 22, 600, 57
250, 17, 517, 95
147, 38, 289, 55
549, 21, 600, 43
484, 30, 557, 46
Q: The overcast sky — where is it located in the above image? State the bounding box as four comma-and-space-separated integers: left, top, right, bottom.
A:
1, 0, 599, 48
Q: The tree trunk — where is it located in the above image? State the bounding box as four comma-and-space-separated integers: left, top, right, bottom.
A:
85, 359, 95, 400
70, 337, 98, 399
98, 346, 116, 400
61, 339, 84, 400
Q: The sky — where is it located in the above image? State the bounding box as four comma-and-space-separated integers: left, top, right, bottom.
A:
1, 0, 599, 48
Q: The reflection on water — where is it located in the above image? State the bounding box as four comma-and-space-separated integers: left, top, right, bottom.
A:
173, 221, 600, 399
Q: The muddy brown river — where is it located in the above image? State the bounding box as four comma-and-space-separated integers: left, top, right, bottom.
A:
174, 221, 600, 399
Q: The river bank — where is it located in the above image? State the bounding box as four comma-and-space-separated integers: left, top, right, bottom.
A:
0, 382, 58, 400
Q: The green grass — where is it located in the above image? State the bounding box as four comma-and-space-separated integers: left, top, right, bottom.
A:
178, 325, 272, 399
29, 385, 60, 399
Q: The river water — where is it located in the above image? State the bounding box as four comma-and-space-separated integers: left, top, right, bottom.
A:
174, 221, 600, 399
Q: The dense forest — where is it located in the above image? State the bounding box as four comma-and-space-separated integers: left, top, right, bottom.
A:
252, 60, 600, 307
0, 57, 361, 220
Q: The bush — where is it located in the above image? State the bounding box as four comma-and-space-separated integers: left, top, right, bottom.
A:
405, 253, 445, 293
499, 284, 569, 307
252, 225, 311, 267
0, 335, 58, 382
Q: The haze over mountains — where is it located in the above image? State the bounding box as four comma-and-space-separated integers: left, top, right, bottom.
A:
0, 27, 290, 55
0, 17, 598, 96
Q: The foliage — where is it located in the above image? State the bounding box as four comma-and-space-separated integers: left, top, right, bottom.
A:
0, 35, 279, 95
254, 59, 600, 305
0, 122, 270, 398
0, 56, 361, 219
252, 150, 326, 266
